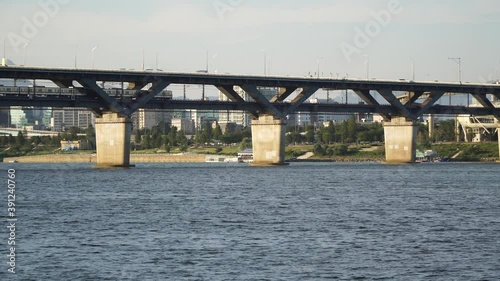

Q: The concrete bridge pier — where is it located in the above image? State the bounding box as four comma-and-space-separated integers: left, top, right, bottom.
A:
384, 117, 418, 164
251, 115, 287, 166
94, 112, 132, 168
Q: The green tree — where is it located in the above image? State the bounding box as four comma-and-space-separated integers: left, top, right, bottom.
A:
85, 125, 96, 149
313, 144, 325, 156
176, 130, 188, 147
240, 137, 252, 150
168, 127, 178, 147
435, 120, 455, 142
142, 134, 151, 149
357, 131, 371, 143
16, 131, 26, 146
347, 116, 358, 143
339, 121, 348, 143
31, 136, 42, 146
305, 125, 315, 143
332, 144, 349, 156
202, 121, 213, 143
327, 121, 336, 143
213, 124, 223, 140
134, 130, 142, 144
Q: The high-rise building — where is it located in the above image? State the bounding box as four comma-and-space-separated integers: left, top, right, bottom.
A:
131, 109, 169, 130
9, 107, 52, 129
51, 109, 95, 132
171, 118, 195, 135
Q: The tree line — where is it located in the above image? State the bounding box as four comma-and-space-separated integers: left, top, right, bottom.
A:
133, 121, 252, 151
0, 126, 96, 157
286, 116, 385, 145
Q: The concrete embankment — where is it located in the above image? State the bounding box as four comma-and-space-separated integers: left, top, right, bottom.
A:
3, 154, 207, 163
290, 157, 384, 163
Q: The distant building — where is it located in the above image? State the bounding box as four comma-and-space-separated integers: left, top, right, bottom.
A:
51, 109, 95, 132
219, 122, 240, 134
10, 107, 52, 129
171, 118, 195, 134
130, 90, 174, 130
0, 109, 9, 127
131, 109, 171, 130
456, 99, 500, 142
192, 110, 218, 130
292, 99, 354, 126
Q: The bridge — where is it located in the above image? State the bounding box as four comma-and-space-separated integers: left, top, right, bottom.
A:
1, 66, 499, 167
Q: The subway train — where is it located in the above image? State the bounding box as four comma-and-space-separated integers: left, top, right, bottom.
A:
0, 86, 173, 99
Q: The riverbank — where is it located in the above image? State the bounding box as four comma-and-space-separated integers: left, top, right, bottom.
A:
3, 153, 208, 163
290, 157, 384, 163
4, 154, 498, 164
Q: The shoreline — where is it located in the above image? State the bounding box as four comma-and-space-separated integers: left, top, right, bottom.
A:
2, 154, 498, 164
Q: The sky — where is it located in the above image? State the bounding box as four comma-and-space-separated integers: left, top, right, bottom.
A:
1, 0, 500, 98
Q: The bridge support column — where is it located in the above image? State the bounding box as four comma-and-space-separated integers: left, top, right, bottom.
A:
95, 112, 132, 168
251, 115, 286, 166
384, 117, 418, 164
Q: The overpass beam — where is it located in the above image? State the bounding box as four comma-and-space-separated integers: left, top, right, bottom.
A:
240, 85, 284, 117
284, 87, 319, 116
384, 117, 418, 164
354, 90, 390, 120
405, 91, 425, 106
216, 85, 258, 118
94, 112, 132, 168
270, 87, 297, 103
378, 88, 416, 120
251, 114, 286, 166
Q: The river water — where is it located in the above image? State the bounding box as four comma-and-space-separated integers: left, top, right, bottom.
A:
1, 162, 499, 280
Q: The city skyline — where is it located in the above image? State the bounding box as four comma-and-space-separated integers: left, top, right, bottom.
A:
1, 0, 499, 87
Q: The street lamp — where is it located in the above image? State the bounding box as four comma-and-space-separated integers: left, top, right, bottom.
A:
23, 43, 29, 66
91, 46, 98, 69
448, 57, 462, 82
2, 39, 6, 66
260, 49, 267, 76
411, 59, 416, 81
317, 57, 323, 78
156, 51, 159, 70
448, 57, 464, 105
74, 44, 78, 69
212, 53, 218, 73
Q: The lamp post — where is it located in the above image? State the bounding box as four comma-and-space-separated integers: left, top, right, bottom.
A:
74, 44, 78, 68
316, 57, 323, 79
23, 43, 29, 66
448, 57, 462, 82
260, 50, 267, 76
213, 53, 218, 73
156, 51, 159, 70
411, 59, 416, 81
91, 46, 98, 69
448, 57, 463, 105
2, 39, 6, 66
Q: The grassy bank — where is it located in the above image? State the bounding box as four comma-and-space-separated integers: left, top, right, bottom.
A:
429, 142, 499, 161
1, 142, 497, 162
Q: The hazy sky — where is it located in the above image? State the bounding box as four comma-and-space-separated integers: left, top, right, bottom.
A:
1, 0, 500, 86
